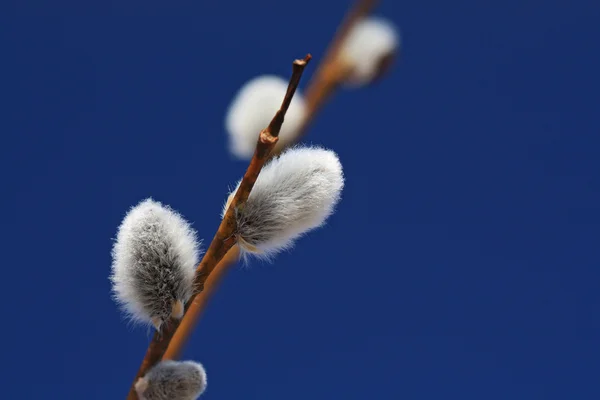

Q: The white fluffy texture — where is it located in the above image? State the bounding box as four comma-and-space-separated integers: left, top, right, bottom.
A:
223, 146, 344, 260
136, 360, 207, 400
225, 75, 306, 159
339, 17, 400, 86
110, 198, 201, 328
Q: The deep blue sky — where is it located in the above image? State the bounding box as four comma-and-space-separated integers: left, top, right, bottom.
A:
2, 1, 599, 399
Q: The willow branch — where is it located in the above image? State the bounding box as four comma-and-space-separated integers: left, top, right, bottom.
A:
163, 0, 381, 361
126, 54, 312, 400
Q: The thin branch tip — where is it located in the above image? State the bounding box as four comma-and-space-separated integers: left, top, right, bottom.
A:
267, 54, 312, 138
295, 54, 312, 65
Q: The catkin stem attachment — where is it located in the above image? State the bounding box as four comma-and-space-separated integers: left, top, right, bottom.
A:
164, 0, 381, 361
126, 54, 311, 400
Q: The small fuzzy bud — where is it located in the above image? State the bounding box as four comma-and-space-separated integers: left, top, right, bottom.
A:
339, 17, 400, 86
223, 146, 344, 260
225, 75, 306, 159
135, 360, 207, 400
110, 198, 201, 329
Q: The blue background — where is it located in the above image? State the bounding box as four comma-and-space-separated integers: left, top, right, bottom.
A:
2, 1, 599, 399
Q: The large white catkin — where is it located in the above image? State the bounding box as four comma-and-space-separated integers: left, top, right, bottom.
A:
339, 16, 400, 86
223, 146, 344, 260
135, 360, 207, 400
225, 75, 306, 159
110, 198, 201, 329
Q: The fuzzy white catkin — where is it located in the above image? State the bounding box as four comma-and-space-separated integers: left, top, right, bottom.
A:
339, 16, 400, 86
110, 198, 201, 329
135, 360, 207, 400
225, 75, 307, 159
223, 146, 344, 260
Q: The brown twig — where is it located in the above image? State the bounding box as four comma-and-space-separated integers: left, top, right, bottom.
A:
126, 54, 312, 400
163, 0, 381, 361
163, 246, 240, 360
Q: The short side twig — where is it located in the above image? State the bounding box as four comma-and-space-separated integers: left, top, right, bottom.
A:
163, 0, 381, 361
126, 54, 312, 400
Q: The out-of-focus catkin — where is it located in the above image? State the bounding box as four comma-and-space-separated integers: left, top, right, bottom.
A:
110, 198, 201, 330
225, 75, 306, 159
339, 17, 400, 86
135, 360, 207, 400
223, 146, 344, 260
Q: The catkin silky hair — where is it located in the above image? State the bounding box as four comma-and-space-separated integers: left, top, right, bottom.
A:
225, 75, 306, 159
339, 16, 400, 86
110, 198, 201, 330
223, 145, 344, 260
135, 360, 207, 400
